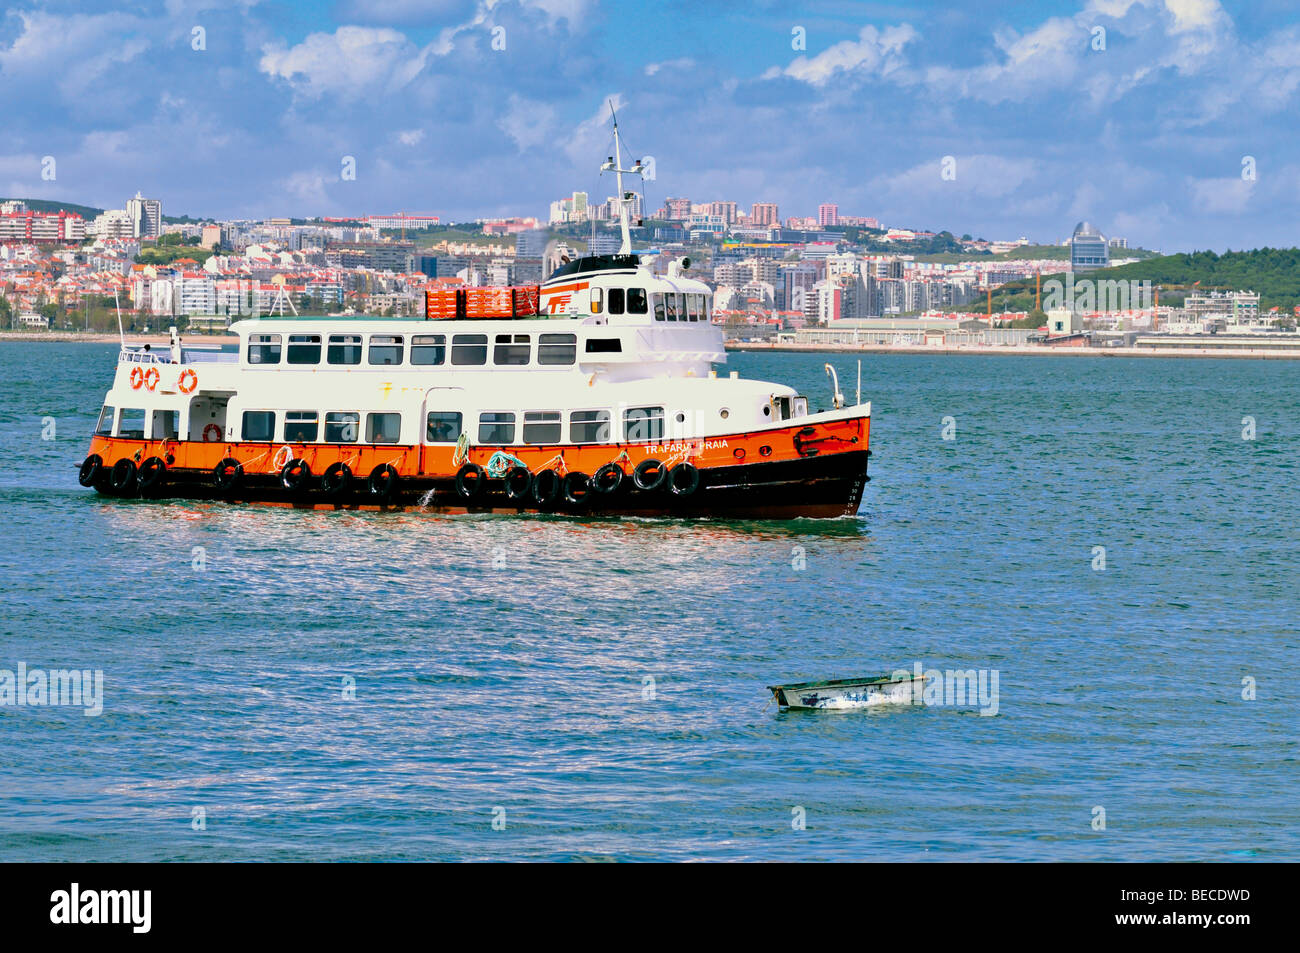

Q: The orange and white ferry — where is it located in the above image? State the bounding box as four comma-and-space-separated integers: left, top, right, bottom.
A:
78, 119, 872, 518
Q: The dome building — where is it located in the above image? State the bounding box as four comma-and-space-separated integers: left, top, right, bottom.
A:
1069, 221, 1109, 273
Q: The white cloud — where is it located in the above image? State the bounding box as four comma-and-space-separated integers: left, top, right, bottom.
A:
497, 95, 558, 151
645, 57, 694, 76
279, 169, 334, 209
396, 128, 425, 146
1188, 175, 1254, 214
870, 154, 1037, 200
0, 11, 151, 97
562, 94, 626, 164
259, 26, 432, 99
765, 24, 917, 86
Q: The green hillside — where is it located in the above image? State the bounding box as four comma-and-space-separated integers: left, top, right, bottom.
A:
962, 247, 1300, 314
1, 197, 104, 218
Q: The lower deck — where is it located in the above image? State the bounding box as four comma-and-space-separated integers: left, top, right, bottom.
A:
80, 416, 871, 519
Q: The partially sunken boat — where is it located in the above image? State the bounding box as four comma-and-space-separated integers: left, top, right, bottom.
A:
768, 674, 925, 711
77, 112, 872, 518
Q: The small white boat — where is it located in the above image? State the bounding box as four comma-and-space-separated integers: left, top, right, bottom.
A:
768, 674, 924, 711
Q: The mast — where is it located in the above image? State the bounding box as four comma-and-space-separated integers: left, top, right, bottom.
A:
600, 101, 644, 256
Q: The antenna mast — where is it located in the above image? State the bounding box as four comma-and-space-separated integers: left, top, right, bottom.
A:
600, 101, 645, 255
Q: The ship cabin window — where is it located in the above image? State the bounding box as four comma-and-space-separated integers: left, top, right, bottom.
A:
247, 333, 282, 365
451, 333, 488, 365
653, 294, 666, 322
537, 333, 577, 365
773, 396, 791, 422
607, 288, 624, 314
95, 406, 115, 436
687, 294, 704, 322
478, 412, 516, 444
627, 288, 647, 314
368, 335, 404, 366
426, 411, 462, 443
624, 406, 664, 442
285, 411, 319, 442
570, 409, 611, 443
242, 410, 276, 441
411, 334, 447, 365
522, 411, 561, 444
590, 288, 603, 314
151, 410, 180, 440
666, 294, 682, 322
367, 413, 401, 444
328, 334, 363, 365
585, 338, 621, 353
287, 333, 322, 364
793, 396, 809, 417
325, 412, 359, 443
118, 408, 146, 439
494, 334, 531, 365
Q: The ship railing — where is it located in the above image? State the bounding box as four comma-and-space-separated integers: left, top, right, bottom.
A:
117, 348, 171, 364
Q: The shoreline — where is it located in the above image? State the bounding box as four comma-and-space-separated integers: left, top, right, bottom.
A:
5, 330, 1299, 360
724, 341, 1300, 360
0, 331, 238, 345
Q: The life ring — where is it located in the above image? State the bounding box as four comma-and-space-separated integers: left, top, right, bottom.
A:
138, 456, 167, 494
109, 458, 138, 494
129, 367, 144, 390
368, 463, 399, 500
212, 458, 242, 492
177, 368, 198, 394
321, 462, 352, 497
78, 454, 104, 488
632, 458, 666, 492
455, 462, 485, 500
280, 458, 311, 492
591, 462, 624, 495
203, 423, 222, 442
143, 367, 160, 391
562, 471, 591, 506
531, 468, 561, 507
503, 465, 532, 502
668, 462, 701, 497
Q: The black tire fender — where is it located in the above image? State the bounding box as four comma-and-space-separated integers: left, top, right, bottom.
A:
78, 454, 103, 488
455, 463, 486, 500
632, 458, 666, 492
591, 462, 624, 495
668, 462, 701, 497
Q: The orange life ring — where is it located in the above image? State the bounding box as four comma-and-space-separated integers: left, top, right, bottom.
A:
129, 366, 144, 390
143, 367, 160, 391
202, 423, 222, 442
178, 369, 198, 394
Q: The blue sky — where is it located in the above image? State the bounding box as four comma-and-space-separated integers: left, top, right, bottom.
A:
1, 0, 1296, 251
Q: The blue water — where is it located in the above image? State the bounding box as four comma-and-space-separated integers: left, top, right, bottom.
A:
0, 342, 1296, 861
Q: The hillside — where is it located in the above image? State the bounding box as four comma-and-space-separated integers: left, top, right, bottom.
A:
963, 247, 1300, 314
0, 197, 104, 219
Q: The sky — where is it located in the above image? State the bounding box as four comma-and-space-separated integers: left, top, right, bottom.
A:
1, 0, 1297, 252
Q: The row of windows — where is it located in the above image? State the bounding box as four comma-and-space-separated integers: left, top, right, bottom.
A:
232, 407, 666, 445
247, 332, 579, 368
592, 289, 710, 323
244, 410, 403, 444
97, 404, 669, 445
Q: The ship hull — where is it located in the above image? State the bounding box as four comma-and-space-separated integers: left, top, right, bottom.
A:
80, 416, 870, 520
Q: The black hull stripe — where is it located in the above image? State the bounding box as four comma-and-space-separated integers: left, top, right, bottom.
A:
93, 451, 871, 519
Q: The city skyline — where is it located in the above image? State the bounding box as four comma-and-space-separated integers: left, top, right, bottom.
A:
2, 1, 1298, 252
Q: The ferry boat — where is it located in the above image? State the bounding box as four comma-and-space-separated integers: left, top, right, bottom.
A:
78, 117, 872, 519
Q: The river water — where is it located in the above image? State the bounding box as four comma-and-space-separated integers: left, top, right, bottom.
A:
0, 343, 1295, 860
